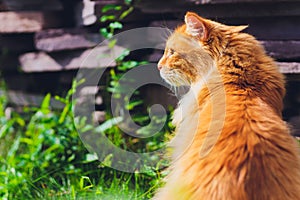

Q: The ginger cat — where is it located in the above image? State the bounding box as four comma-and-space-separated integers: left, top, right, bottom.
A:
153, 12, 300, 200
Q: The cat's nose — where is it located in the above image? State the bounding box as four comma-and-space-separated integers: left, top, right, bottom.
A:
157, 64, 163, 70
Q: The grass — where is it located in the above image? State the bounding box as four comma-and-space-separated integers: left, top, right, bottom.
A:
0, 80, 169, 200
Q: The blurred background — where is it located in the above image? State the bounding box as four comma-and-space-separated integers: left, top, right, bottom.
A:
0, 0, 299, 199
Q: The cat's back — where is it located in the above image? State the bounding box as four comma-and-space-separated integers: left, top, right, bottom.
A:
175, 92, 300, 200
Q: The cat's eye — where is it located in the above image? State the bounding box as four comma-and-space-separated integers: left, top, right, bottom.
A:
166, 48, 175, 57
207, 38, 213, 44
169, 48, 175, 55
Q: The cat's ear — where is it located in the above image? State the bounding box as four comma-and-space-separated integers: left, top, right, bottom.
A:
184, 12, 208, 40
231, 25, 248, 33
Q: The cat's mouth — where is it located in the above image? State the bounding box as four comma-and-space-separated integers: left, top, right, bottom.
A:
159, 67, 190, 86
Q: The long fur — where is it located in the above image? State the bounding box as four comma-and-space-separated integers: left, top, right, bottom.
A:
154, 12, 300, 200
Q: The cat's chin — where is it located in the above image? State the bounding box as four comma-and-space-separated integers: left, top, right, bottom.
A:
159, 69, 190, 87
160, 74, 186, 87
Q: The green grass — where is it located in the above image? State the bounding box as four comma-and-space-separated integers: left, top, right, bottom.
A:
0, 80, 169, 200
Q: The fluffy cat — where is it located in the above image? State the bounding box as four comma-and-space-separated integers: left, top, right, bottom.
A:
153, 12, 300, 200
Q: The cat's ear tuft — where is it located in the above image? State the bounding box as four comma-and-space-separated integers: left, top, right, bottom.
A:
184, 12, 207, 39
231, 25, 248, 33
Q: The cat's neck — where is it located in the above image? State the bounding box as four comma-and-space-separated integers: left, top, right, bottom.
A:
214, 33, 285, 116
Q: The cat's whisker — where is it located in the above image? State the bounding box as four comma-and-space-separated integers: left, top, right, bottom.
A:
159, 28, 173, 42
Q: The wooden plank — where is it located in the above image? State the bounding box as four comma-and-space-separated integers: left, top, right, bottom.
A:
136, 1, 300, 18
0, 0, 63, 11
147, 40, 300, 62
261, 41, 300, 60
0, 33, 34, 52
6, 90, 64, 109
147, 51, 300, 74
0, 89, 105, 118
197, 2, 300, 18
224, 17, 300, 40
35, 29, 103, 52
19, 45, 125, 72
188, 0, 295, 4
0, 86, 106, 123
74, 0, 97, 26
278, 62, 300, 74
0, 11, 62, 33
150, 16, 300, 40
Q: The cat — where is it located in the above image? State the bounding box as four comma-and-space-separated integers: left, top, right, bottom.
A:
153, 12, 300, 200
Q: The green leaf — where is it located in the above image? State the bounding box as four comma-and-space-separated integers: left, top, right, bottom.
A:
100, 28, 113, 39
118, 61, 139, 71
15, 117, 25, 127
67, 154, 75, 162
43, 144, 61, 155
71, 185, 76, 199
100, 154, 113, 168
101, 4, 122, 13
40, 93, 51, 113
132, 115, 149, 123
79, 176, 94, 191
115, 49, 130, 62
126, 100, 143, 110
100, 15, 116, 22
109, 22, 123, 30
54, 95, 67, 104
108, 39, 117, 48
7, 135, 21, 159
58, 103, 72, 124
20, 137, 34, 145
95, 116, 123, 133
119, 6, 134, 19
0, 119, 14, 138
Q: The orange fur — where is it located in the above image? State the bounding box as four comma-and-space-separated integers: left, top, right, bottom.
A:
154, 12, 300, 200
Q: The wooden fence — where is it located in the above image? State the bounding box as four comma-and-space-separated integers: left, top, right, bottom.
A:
0, 0, 299, 133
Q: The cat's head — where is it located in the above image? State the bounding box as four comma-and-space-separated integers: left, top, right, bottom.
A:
158, 12, 247, 86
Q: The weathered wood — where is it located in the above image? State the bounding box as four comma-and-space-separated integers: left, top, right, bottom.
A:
147, 51, 300, 74
150, 16, 300, 40
5, 90, 64, 109
19, 45, 125, 72
75, 0, 97, 26
0, 0, 63, 11
188, 0, 295, 4
0, 89, 105, 116
261, 41, 300, 60
148, 45, 300, 63
35, 29, 104, 52
0, 11, 62, 33
136, 1, 300, 18
226, 17, 300, 40
0, 34, 34, 52
278, 62, 300, 74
